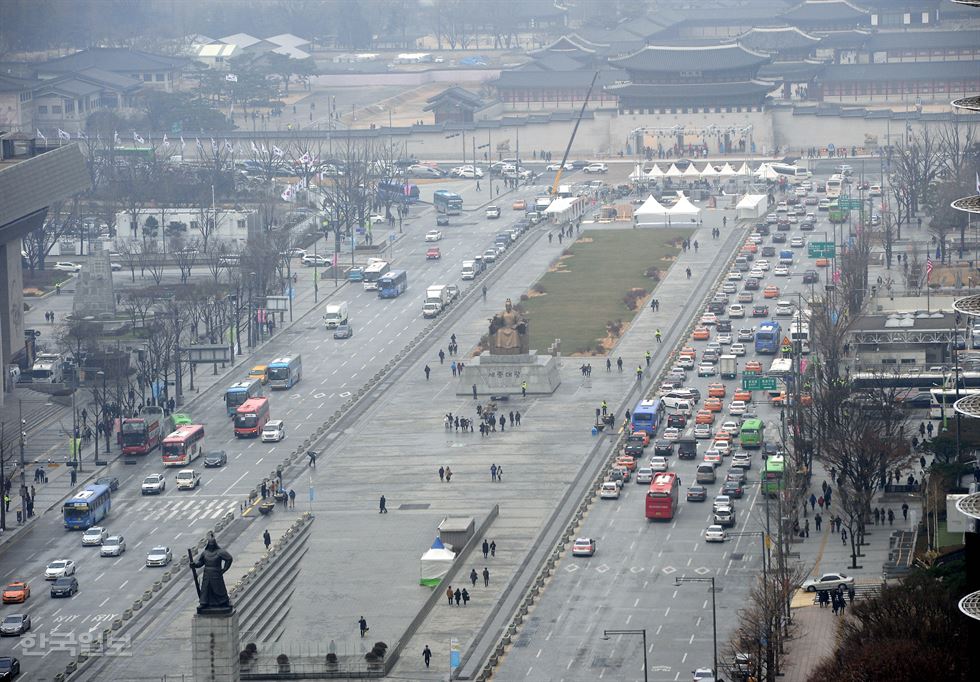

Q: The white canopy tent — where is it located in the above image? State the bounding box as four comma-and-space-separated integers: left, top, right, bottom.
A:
634, 195, 671, 225
682, 163, 702, 180
736, 162, 753, 176
420, 537, 455, 587
629, 164, 646, 181
649, 164, 664, 179
701, 164, 719, 179
665, 163, 683, 178
735, 194, 768, 220
668, 194, 701, 218
719, 163, 737, 178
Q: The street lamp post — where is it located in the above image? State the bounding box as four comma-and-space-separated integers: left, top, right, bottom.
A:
601, 629, 648, 682
676, 577, 717, 679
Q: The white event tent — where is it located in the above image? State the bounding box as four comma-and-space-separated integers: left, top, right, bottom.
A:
633, 195, 670, 225
735, 194, 768, 220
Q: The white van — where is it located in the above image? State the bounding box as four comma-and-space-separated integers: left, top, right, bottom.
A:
662, 392, 695, 410
322, 302, 349, 329
461, 260, 477, 280
261, 420, 286, 442
176, 469, 201, 490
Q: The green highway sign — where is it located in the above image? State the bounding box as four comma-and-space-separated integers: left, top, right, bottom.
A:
743, 377, 778, 391
808, 242, 835, 258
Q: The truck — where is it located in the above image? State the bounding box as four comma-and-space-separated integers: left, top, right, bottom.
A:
423, 285, 451, 318
31, 353, 63, 383
534, 196, 552, 212
719, 355, 738, 380
322, 302, 349, 329
461, 260, 478, 280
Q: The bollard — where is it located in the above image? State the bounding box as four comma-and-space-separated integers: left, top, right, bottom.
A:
122, 609, 132, 620
153, 581, 162, 592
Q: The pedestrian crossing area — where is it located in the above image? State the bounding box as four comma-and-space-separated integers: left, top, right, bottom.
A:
117, 497, 238, 523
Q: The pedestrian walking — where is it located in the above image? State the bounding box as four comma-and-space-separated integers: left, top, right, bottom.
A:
499, 414, 505, 431
483, 567, 490, 587
263, 529, 271, 551
645, 350, 652, 365
447, 586, 454, 605
473, 384, 478, 400
521, 381, 527, 398
926, 421, 934, 438
901, 502, 909, 520
454, 588, 461, 606
359, 616, 369, 637
438, 349, 445, 364
817, 495, 824, 509
686, 267, 692, 279
815, 512, 822, 531
490, 540, 496, 557
818, 590, 829, 608
451, 361, 457, 377
655, 329, 662, 344
462, 588, 470, 606
482, 285, 488, 301
841, 528, 848, 545
423, 645, 432, 668
887, 509, 894, 525
919, 422, 926, 438
804, 519, 809, 538
379, 495, 387, 513
831, 592, 840, 615
847, 585, 855, 604
509, 411, 515, 426
496, 466, 502, 481
515, 411, 521, 426
289, 489, 295, 509
445, 466, 452, 482
490, 464, 497, 482
809, 493, 816, 510
606, 358, 612, 371
308, 450, 317, 468
636, 366, 643, 381
70, 467, 77, 486
874, 508, 880, 525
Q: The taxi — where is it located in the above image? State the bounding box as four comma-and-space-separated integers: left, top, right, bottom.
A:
742, 242, 758, 254
692, 327, 711, 341
679, 346, 697, 360
707, 383, 727, 398
733, 389, 753, 403
615, 455, 637, 471
770, 391, 787, 406
744, 360, 763, 373
2, 581, 30, 604
695, 410, 715, 425
626, 431, 650, 447
815, 257, 830, 267
512, 199, 527, 210
704, 397, 723, 412
763, 285, 780, 299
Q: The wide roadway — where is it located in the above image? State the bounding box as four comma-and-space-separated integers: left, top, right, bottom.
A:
494, 167, 872, 681
0, 187, 534, 678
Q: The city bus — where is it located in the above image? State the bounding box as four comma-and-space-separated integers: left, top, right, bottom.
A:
790, 322, 810, 354
224, 379, 264, 416
267, 355, 302, 389
63, 484, 112, 530
739, 418, 765, 449
825, 174, 843, 199
362, 260, 390, 291
769, 164, 810, 185
645, 472, 680, 520
755, 321, 782, 354
162, 424, 206, 467
768, 358, 793, 376
929, 388, 980, 420
377, 181, 420, 204
763, 454, 785, 496
120, 405, 165, 455
433, 189, 463, 215
631, 399, 665, 435
378, 269, 408, 299
234, 397, 271, 437
851, 371, 980, 390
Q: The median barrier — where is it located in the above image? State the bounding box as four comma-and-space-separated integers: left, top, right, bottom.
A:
122, 609, 132, 620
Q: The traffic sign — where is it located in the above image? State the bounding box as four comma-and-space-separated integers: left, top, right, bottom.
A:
808, 241, 835, 258
743, 377, 777, 391
839, 198, 863, 210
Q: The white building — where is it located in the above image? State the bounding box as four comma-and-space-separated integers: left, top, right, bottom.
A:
114, 206, 259, 251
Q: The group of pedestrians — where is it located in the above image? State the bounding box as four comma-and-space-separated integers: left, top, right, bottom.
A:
817, 583, 855, 615
44, 310, 57, 323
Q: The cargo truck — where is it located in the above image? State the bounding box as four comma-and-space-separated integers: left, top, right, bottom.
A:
719, 355, 738, 380
423, 285, 451, 318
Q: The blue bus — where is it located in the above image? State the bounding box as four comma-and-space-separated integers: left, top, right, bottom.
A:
433, 190, 463, 215
631, 399, 665, 435
267, 355, 302, 389
378, 181, 420, 204
378, 269, 408, 299
755, 321, 782, 354
224, 379, 264, 416
63, 484, 112, 529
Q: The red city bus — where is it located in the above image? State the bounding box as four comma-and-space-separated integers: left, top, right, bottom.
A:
645, 472, 680, 520
120, 406, 165, 455
234, 397, 271, 438
161, 424, 206, 467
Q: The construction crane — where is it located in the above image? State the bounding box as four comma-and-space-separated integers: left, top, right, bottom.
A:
551, 71, 600, 196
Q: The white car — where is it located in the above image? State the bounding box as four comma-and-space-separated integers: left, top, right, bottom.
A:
368, 213, 386, 223
583, 163, 608, 173
45, 559, 76, 580
546, 162, 573, 171
717, 333, 732, 345
713, 439, 732, 455
728, 304, 745, 318
141, 473, 166, 495
713, 495, 733, 511
599, 481, 620, 499
53, 261, 82, 273
635, 467, 654, 484
869, 184, 882, 196
694, 424, 712, 439
704, 525, 727, 543
730, 343, 746, 356
677, 355, 695, 369
424, 230, 443, 242
726, 271, 743, 281
732, 453, 752, 470
755, 260, 770, 270
693, 668, 717, 682
100, 535, 126, 557
699, 312, 717, 326
662, 427, 680, 441
572, 537, 596, 557
773, 265, 789, 277
261, 420, 286, 442
81, 526, 108, 546
775, 301, 794, 317
145, 546, 173, 567
302, 254, 329, 267
801, 572, 854, 592
697, 364, 717, 377
790, 236, 805, 248
721, 282, 737, 294
721, 420, 740, 435
728, 400, 747, 415
649, 456, 669, 472
110, 262, 123, 271
747, 233, 763, 244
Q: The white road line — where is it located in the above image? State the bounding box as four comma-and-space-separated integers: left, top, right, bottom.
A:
94, 572, 105, 582
119, 580, 128, 590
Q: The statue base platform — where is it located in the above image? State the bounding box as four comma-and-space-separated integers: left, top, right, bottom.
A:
457, 351, 561, 396
192, 607, 241, 682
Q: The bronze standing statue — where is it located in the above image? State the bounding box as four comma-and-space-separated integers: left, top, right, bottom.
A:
488, 298, 529, 355
189, 532, 234, 614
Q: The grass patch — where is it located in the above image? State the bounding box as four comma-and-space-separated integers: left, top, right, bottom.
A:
523, 228, 692, 355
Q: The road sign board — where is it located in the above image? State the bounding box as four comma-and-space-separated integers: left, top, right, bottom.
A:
743, 377, 777, 391
808, 241, 835, 258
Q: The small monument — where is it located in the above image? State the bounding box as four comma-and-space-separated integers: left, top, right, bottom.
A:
190, 533, 240, 681
72, 243, 116, 317
457, 298, 560, 396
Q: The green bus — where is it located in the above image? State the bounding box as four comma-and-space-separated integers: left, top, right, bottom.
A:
763, 454, 785, 497
739, 418, 765, 449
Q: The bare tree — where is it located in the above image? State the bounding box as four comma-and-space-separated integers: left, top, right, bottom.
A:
23, 200, 74, 272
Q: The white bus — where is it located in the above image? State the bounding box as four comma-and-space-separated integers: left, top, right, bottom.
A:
768, 358, 793, 376
770, 164, 810, 185
362, 260, 390, 291
929, 388, 980, 420
825, 174, 843, 199
790, 322, 810, 354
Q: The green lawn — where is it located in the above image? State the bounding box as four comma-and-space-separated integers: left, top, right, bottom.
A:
523, 228, 692, 355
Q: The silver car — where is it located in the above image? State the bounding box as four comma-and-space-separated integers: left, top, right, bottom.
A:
145, 546, 173, 567
100, 535, 126, 557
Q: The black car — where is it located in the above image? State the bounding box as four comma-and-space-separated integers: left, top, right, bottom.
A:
667, 413, 687, 429
654, 440, 674, 457
708, 301, 726, 314
744, 278, 760, 290
95, 476, 119, 492
624, 442, 645, 457
756, 224, 770, 236
687, 485, 708, 502
721, 480, 745, 499
752, 305, 769, 317
50, 576, 78, 598
716, 320, 732, 333
436, 216, 450, 227
803, 270, 819, 283
761, 246, 776, 257
762, 442, 782, 459
799, 221, 815, 232
772, 232, 787, 243
0, 657, 19, 680
203, 450, 228, 468
685, 388, 701, 402
777, 220, 791, 232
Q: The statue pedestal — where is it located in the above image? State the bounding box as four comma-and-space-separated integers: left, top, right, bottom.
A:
192, 608, 241, 682
457, 351, 561, 396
